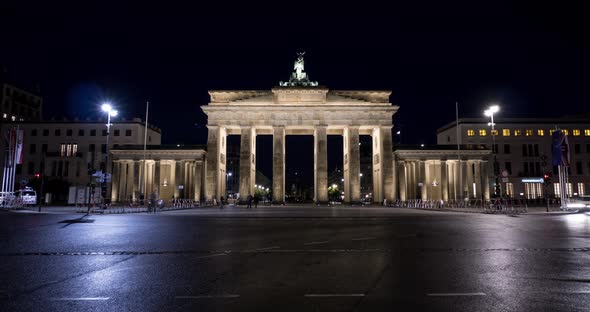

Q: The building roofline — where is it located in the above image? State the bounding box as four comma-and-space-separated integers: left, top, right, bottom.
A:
437, 116, 590, 133
1, 118, 162, 133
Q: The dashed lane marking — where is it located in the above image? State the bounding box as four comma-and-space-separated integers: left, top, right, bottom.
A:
50, 297, 110, 301
304, 294, 365, 297
175, 295, 240, 299
351, 237, 376, 241
427, 292, 486, 297
246, 246, 280, 252
304, 241, 330, 245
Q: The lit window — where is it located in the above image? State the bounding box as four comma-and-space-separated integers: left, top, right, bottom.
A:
525, 129, 533, 136
573, 129, 581, 136
505, 183, 514, 198
59, 143, 78, 157
537, 129, 544, 136
491, 129, 498, 136
479, 129, 487, 136
585, 129, 590, 136
514, 129, 522, 136
2, 113, 6, 118
502, 129, 510, 136
11, 115, 16, 121
554, 183, 560, 197
467, 129, 475, 136
563, 129, 569, 135
579, 183, 585, 196
549, 129, 555, 135
567, 183, 573, 196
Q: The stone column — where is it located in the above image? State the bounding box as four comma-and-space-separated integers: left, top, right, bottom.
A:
421, 160, 428, 200
239, 127, 256, 203
119, 161, 128, 202
194, 161, 203, 201
343, 127, 361, 204
171, 160, 179, 198
314, 126, 328, 204
392, 153, 398, 201
441, 160, 448, 201
372, 128, 383, 204
111, 161, 120, 202
466, 161, 474, 199
482, 161, 490, 200
381, 126, 395, 203
475, 161, 482, 199
126, 161, 134, 201
459, 160, 466, 200
205, 126, 226, 201
398, 162, 407, 201
154, 160, 161, 197
272, 127, 285, 204
133, 161, 139, 201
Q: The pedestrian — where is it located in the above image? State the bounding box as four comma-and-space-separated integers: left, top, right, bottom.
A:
383, 198, 387, 206
247, 194, 252, 209
149, 191, 157, 213
219, 196, 225, 209
253, 194, 259, 208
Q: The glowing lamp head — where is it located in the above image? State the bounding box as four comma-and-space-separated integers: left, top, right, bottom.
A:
101, 103, 112, 112
484, 105, 500, 117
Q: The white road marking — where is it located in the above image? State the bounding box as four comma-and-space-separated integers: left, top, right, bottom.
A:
351, 237, 376, 241
247, 246, 280, 252
427, 292, 486, 297
175, 295, 240, 299
305, 294, 365, 297
50, 297, 110, 301
304, 241, 329, 245
194, 253, 228, 259
109, 265, 152, 273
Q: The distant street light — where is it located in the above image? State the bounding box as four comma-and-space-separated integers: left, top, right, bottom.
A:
101, 102, 118, 207
484, 104, 501, 197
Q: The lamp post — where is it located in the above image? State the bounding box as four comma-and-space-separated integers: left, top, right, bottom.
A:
101, 103, 118, 207
484, 105, 500, 198
226, 172, 232, 199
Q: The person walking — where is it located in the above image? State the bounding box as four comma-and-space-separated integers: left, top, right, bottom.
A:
247, 194, 252, 209
253, 194, 259, 208
219, 196, 225, 209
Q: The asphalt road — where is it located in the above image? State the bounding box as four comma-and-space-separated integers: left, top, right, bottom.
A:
1, 207, 589, 311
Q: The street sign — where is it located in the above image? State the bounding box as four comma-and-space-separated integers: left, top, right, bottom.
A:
501, 170, 509, 178
178, 185, 184, 190
502, 178, 509, 183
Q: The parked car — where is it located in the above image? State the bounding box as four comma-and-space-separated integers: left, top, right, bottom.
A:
15, 188, 37, 205
565, 195, 590, 212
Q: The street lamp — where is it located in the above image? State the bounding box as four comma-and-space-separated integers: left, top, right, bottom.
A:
101, 102, 118, 207
484, 104, 500, 198
226, 172, 232, 199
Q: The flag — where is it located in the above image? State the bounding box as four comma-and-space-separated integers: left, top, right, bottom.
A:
15, 129, 24, 165
552, 130, 570, 166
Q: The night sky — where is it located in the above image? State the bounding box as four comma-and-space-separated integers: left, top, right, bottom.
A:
2, 6, 589, 184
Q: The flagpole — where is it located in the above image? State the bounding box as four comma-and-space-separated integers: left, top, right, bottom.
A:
142, 101, 149, 198
456, 102, 461, 201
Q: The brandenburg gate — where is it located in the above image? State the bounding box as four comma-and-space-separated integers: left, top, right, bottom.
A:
110, 54, 491, 204
201, 53, 399, 204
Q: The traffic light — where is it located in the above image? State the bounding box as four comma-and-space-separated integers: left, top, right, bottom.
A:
543, 173, 552, 185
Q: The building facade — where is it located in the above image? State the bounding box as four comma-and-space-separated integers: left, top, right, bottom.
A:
437, 117, 590, 199
1, 82, 42, 122
0, 118, 161, 202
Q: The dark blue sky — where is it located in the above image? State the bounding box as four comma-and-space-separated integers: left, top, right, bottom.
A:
2, 5, 589, 178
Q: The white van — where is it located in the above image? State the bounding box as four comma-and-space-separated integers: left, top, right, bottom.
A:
566, 195, 590, 212
15, 188, 37, 205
